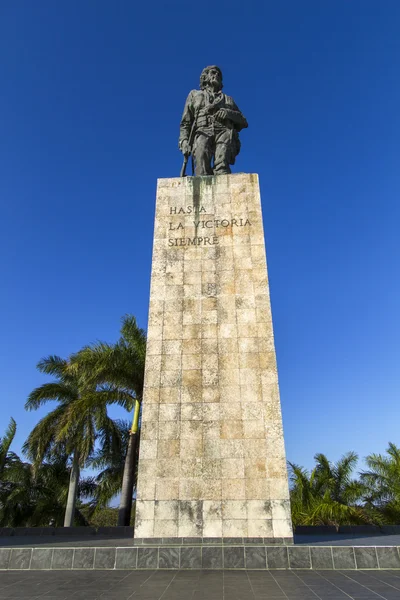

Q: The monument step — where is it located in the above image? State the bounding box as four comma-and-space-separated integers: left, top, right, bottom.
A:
133, 537, 293, 545
0, 544, 399, 570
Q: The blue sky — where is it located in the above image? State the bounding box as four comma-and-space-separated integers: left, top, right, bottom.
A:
1, 1, 399, 474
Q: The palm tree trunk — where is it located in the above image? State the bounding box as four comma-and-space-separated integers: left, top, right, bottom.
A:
64, 452, 80, 527
118, 399, 140, 527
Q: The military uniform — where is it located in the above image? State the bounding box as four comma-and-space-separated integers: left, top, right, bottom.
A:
179, 89, 248, 176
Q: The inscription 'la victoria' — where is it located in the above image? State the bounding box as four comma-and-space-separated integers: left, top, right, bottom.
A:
169, 218, 251, 230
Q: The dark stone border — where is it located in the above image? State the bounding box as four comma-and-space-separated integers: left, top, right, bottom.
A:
0, 545, 399, 570
296, 525, 400, 535
0, 527, 134, 537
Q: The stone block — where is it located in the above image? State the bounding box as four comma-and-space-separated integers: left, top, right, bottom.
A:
310, 547, 333, 569
354, 546, 378, 569
9, 548, 32, 569
202, 546, 223, 569
245, 546, 266, 569
134, 519, 154, 538
30, 548, 53, 570
136, 500, 155, 521
0, 549, 11, 569
332, 547, 356, 570
248, 519, 273, 538
51, 548, 74, 570
288, 546, 311, 569
224, 546, 245, 568
267, 546, 289, 569
154, 519, 178, 537
162, 537, 182, 545
137, 547, 158, 569
94, 547, 116, 569
203, 521, 223, 537
159, 547, 180, 569
222, 500, 247, 520
181, 546, 202, 568
376, 546, 400, 569
178, 521, 201, 537
272, 518, 293, 538
223, 519, 247, 537
73, 548, 95, 569
155, 478, 179, 500
115, 547, 139, 569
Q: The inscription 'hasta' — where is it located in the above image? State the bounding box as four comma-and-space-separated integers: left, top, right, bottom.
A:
169, 206, 206, 214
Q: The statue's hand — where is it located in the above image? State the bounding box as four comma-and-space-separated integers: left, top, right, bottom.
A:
180, 140, 190, 156
214, 109, 228, 121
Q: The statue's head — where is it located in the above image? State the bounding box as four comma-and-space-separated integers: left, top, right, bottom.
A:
200, 65, 223, 91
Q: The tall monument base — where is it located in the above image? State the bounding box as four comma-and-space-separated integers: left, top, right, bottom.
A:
135, 173, 293, 542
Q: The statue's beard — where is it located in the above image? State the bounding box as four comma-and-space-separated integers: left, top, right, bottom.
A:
205, 77, 222, 92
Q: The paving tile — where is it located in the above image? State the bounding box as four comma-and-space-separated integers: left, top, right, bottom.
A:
9, 566, 393, 600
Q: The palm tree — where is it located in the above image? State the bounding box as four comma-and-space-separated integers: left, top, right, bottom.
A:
361, 443, 400, 524
0, 417, 17, 477
0, 454, 96, 527
289, 452, 370, 527
87, 419, 131, 512
71, 315, 146, 526
24, 355, 124, 526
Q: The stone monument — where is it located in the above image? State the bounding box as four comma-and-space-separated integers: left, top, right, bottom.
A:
135, 67, 292, 544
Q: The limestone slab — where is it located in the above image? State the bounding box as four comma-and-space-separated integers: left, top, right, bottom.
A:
135, 174, 292, 540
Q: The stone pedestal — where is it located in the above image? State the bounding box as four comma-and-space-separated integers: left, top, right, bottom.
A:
135, 173, 292, 542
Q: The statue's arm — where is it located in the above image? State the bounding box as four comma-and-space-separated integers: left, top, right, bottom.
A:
179, 91, 195, 150
228, 103, 248, 130
222, 98, 248, 131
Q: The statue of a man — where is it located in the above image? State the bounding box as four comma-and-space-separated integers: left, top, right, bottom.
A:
179, 66, 248, 176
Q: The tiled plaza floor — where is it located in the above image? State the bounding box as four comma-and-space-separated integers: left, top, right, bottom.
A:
1, 570, 400, 599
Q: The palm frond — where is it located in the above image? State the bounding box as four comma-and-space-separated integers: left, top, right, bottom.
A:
37, 356, 68, 378
25, 382, 77, 410
0, 417, 17, 473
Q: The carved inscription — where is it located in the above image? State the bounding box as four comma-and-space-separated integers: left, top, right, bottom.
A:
168, 205, 252, 247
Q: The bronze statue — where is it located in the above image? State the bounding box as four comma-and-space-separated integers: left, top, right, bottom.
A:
179, 66, 248, 177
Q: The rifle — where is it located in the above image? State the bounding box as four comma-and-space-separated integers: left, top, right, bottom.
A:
180, 107, 200, 177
